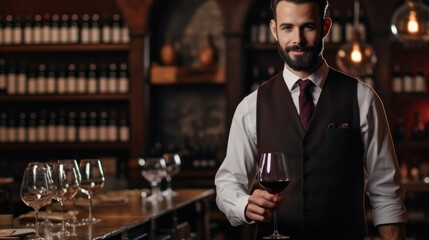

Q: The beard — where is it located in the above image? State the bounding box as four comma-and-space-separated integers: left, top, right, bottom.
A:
277, 37, 324, 71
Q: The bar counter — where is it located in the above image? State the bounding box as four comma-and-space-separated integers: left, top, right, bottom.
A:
14, 188, 215, 240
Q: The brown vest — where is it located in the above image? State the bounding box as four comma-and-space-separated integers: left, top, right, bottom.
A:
256, 68, 366, 239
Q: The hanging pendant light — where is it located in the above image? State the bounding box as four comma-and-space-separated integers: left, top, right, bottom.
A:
336, 0, 377, 78
391, 0, 429, 45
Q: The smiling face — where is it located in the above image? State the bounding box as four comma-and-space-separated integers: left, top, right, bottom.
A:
270, 1, 331, 77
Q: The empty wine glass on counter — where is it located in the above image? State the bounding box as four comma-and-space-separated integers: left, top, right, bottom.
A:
20, 162, 53, 240
138, 157, 167, 202
50, 161, 80, 237
78, 158, 105, 223
162, 153, 181, 196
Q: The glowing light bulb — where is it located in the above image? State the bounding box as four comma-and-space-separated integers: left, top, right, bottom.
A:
351, 45, 362, 63
407, 11, 419, 33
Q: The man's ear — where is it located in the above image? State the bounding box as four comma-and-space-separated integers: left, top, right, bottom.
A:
270, 19, 278, 41
322, 17, 332, 38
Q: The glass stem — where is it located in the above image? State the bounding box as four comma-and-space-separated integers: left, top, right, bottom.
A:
35, 210, 40, 237
61, 202, 66, 231
88, 194, 93, 220
166, 176, 172, 191
273, 210, 279, 235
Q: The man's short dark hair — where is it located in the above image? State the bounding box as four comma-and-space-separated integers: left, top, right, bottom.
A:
270, 0, 329, 21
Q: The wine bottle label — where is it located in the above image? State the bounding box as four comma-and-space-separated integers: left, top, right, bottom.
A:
108, 77, 116, 93
107, 125, 117, 141
88, 127, 97, 141
17, 126, 26, 142
24, 26, 32, 44
7, 74, 16, 95
51, 27, 59, 44
79, 126, 88, 142
112, 26, 120, 43
331, 23, 342, 43
27, 78, 37, 94
119, 126, 129, 142
258, 23, 267, 43
37, 126, 46, 142
7, 128, 16, 142
17, 73, 26, 94
28, 127, 37, 142
47, 125, 56, 142
46, 77, 55, 94
102, 26, 111, 43
98, 126, 107, 142
60, 27, 68, 44
69, 25, 79, 43
392, 77, 402, 93
403, 76, 413, 92
67, 77, 76, 94
13, 27, 22, 44
57, 126, 66, 142
99, 77, 107, 93
414, 75, 426, 92
66, 126, 76, 142
91, 28, 100, 44
33, 26, 42, 44
81, 27, 90, 44
0, 126, 6, 142
37, 77, 45, 94
42, 25, 50, 44
118, 77, 128, 93
57, 77, 66, 94
3, 25, 12, 45
121, 27, 129, 43
88, 78, 97, 94
77, 77, 86, 93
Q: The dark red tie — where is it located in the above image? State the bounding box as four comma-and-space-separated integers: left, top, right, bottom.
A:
299, 80, 314, 130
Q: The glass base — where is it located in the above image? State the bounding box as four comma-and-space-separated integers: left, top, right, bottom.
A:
50, 229, 77, 237
81, 217, 101, 224
263, 233, 290, 239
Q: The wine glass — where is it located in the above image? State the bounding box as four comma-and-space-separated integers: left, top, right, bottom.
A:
78, 158, 105, 223
50, 161, 80, 237
162, 153, 181, 196
138, 157, 167, 202
57, 159, 81, 227
259, 152, 291, 239
20, 162, 53, 240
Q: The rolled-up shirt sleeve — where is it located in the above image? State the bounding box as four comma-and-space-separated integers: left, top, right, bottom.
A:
359, 83, 407, 226
215, 92, 259, 226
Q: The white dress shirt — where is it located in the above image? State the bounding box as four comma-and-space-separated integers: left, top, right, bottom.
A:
215, 61, 407, 227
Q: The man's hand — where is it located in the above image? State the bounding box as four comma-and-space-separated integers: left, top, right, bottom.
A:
245, 189, 284, 222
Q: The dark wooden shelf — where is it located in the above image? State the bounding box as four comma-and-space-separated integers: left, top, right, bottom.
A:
0, 44, 130, 52
394, 141, 429, 150
391, 92, 429, 100
402, 181, 429, 192
150, 65, 225, 85
0, 142, 130, 151
0, 94, 131, 102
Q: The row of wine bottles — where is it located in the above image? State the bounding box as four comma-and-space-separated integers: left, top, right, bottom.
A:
0, 109, 130, 143
248, 6, 368, 44
0, 59, 129, 95
392, 64, 427, 93
393, 112, 429, 142
0, 13, 129, 45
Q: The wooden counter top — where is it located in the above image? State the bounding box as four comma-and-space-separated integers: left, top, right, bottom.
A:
15, 188, 215, 240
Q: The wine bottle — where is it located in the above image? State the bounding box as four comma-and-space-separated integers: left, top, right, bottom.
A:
107, 63, 117, 93
16, 61, 27, 95
98, 111, 108, 142
0, 113, 6, 143
7, 114, 16, 142
330, 9, 342, 43
98, 63, 108, 94
66, 63, 77, 94
0, 59, 7, 94
393, 113, 406, 142
17, 112, 26, 143
76, 64, 86, 94
88, 111, 98, 142
27, 64, 37, 95
107, 110, 118, 142
80, 14, 90, 44
403, 67, 413, 93
78, 111, 88, 142
32, 14, 42, 44
411, 112, 425, 141
392, 65, 402, 93
101, 15, 112, 43
57, 110, 66, 142
414, 64, 426, 92
3, 15, 13, 45
59, 14, 69, 44
46, 64, 56, 94
27, 112, 37, 143
6, 61, 17, 95
87, 63, 97, 94
69, 14, 79, 44
37, 110, 47, 142
90, 14, 101, 44
111, 14, 121, 43
50, 14, 60, 44
66, 111, 77, 142
47, 111, 57, 142
0, 15, 4, 45
119, 113, 130, 142
36, 64, 46, 94
12, 14, 23, 45
41, 13, 51, 44
56, 64, 67, 94
118, 63, 129, 93
344, 10, 354, 42
23, 14, 33, 44
257, 10, 268, 43
121, 20, 130, 43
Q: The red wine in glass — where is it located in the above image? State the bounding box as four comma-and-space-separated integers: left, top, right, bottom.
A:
259, 152, 291, 239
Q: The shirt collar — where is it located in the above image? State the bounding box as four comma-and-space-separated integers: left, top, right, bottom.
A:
282, 60, 329, 91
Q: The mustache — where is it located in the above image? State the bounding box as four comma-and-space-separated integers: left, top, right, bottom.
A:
285, 45, 314, 52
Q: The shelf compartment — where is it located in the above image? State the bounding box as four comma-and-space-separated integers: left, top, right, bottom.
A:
0, 142, 130, 151
0, 44, 130, 52
0, 94, 131, 102
150, 65, 225, 85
